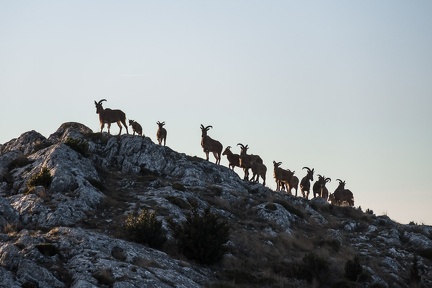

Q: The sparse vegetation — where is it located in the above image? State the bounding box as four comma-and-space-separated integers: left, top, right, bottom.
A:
138, 167, 159, 182
273, 198, 306, 219
409, 254, 422, 285
92, 268, 115, 286
84, 132, 110, 144
27, 167, 52, 189
208, 185, 223, 196
345, 255, 363, 282
123, 209, 167, 249
165, 196, 191, 209
64, 137, 89, 156
172, 182, 186, 191
317, 237, 341, 252
264, 202, 277, 211
301, 252, 330, 284
2, 222, 22, 234
418, 248, 432, 260
3, 123, 432, 287
8, 155, 33, 170
35, 243, 60, 257
33, 139, 51, 152
22, 280, 40, 288
86, 178, 106, 192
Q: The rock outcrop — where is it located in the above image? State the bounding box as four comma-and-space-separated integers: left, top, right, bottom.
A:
0, 122, 431, 287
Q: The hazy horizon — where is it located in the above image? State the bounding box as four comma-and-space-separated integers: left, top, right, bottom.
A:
1, 1, 431, 225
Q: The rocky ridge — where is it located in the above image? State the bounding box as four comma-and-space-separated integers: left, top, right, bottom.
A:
0, 122, 431, 287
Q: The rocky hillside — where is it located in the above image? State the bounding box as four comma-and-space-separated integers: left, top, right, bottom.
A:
0, 122, 431, 288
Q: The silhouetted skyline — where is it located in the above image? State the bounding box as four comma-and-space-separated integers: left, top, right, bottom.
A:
1, 1, 431, 224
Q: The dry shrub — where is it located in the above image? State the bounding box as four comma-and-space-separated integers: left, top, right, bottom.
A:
84, 132, 110, 144
290, 232, 314, 252
418, 248, 432, 260
2, 222, 22, 234
272, 198, 306, 219
174, 207, 229, 265
206, 196, 232, 213
300, 252, 331, 284
92, 268, 115, 286
132, 256, 161, 269
220, 229, 305, 286
28, 167, 52, 189
64, 137, 89, 156
123, 209, 166, 249
165, 196, 191, 210
172, 182, 186, 191
8, 155, 33, 170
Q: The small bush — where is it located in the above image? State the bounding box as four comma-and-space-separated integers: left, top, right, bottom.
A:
21, 280, 39, 288
208, 185, 223, 196
273, 199, 306, 219
186, 155, 204, 163
138, 167, 159, 182
166, 196, 191, 209
65, 137, 89, 156
301, 252, 330, 284
409, 254, 422, 284
418, 248, 432, 260
310, 202, 318, 211
317, 238, 341, 252
172, 182, 186, 191
174, 207, 230, 265
87, 178, 106, 192
84, 132, 109, 144
345, 256, 363, 281
2, 222, 22, 234
36, 243, 60, 256
92, 268, 115, 286
265, 203, 278, 211
28, 167, 52, 188
8, 156, 33, 170
33, 139, 51, 152
123, 209, 166, 249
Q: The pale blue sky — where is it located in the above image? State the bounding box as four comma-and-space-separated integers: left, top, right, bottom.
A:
1, 1, 431, 224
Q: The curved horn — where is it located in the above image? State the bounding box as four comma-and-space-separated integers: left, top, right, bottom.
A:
273, 161, 282, 167
336, 179, 343, 184
200, 124, 204, 129
205, 125, 213, 130
302, 167, 311, 172
98, 99, 107, 105
226, 146, 231, 149
162, 121, 165, 125
325, 177, 332, 183
237, 143, 245, 149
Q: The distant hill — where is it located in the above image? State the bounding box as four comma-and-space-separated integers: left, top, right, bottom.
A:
0, 122, 431, 287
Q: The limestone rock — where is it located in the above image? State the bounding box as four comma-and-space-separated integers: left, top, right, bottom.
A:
0, 122, 431, 287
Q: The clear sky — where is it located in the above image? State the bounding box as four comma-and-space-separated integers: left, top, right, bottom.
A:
1, 1, 431, 225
